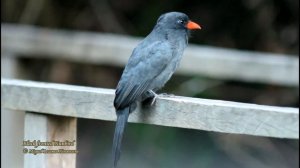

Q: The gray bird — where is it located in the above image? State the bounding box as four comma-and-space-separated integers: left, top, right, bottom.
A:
112, 11, 201, 168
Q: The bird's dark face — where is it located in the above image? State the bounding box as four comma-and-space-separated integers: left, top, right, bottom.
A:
157, 12, 201, 31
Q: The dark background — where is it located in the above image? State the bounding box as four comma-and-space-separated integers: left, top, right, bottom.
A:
2, 0, 299, 168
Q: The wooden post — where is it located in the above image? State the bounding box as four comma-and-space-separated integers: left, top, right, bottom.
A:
24, 112, 77, 168
1, 52, 24, 167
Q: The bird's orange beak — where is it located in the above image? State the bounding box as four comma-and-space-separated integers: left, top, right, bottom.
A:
186, 20, 201, 30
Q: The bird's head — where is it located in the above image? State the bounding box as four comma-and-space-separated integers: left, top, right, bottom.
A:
156, 12, 201, 31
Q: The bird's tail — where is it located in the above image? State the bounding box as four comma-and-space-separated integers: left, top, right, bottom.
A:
112, 107, 130, 168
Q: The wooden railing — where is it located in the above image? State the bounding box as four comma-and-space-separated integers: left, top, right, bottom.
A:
2, 78, 299, 139
2, 23, 299, 86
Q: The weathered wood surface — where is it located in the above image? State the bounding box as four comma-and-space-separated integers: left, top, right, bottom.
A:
2, 78, 298, 139
24, 112, 77, 168
1, 52, 24, 168
24, 113, 48, 168
1, 23, 299, 86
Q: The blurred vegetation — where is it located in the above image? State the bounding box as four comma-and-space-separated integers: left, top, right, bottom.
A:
2, 0, 299, 54
2, 0, 299, 168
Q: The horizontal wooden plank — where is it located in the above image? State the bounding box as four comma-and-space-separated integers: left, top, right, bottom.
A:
1, 23, 299, 86
1, 78, 299, 139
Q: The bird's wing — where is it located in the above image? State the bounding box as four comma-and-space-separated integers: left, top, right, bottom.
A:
114, 41, 172, 109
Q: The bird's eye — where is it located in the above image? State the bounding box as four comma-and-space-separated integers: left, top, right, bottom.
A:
177, 19, 184, 24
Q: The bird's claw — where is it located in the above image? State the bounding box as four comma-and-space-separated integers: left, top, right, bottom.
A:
149, 90, 158, 106
150, 96, 157, 106
142, 90, 158, 107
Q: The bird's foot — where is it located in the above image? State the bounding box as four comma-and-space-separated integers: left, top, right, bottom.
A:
149, 90, 158, 106
142, 90, 158, 106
